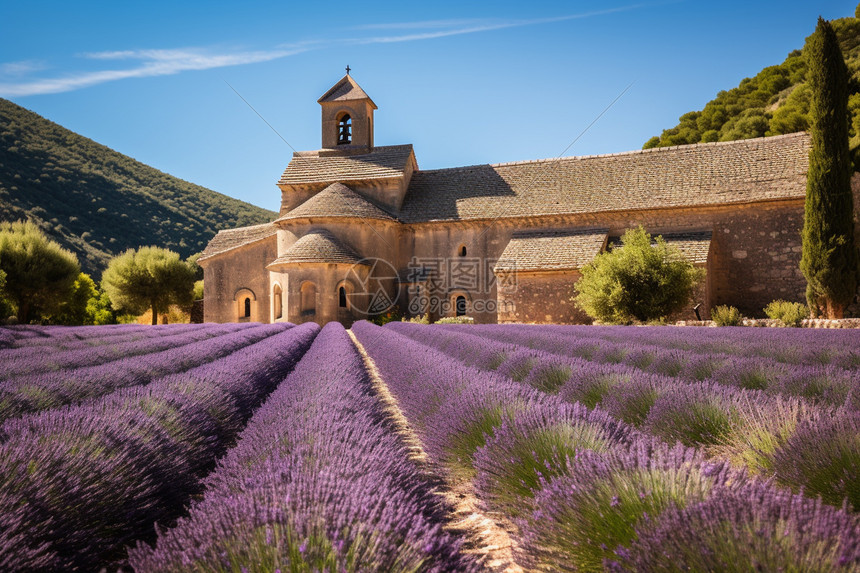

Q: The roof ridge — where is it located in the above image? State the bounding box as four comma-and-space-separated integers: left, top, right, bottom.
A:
277, 182, 398, 222
292, 143, 413, 158
511, 228, 609, 237
317, 74, 377, 108
198, 222, 277, 262
414, 132, 810, 174
212, 221, 275, 234
267, 229, 365, 267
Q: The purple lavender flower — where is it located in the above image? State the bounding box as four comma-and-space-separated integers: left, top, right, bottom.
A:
129, 323, 478, 572
608, 481, 860, 571
0, 323, 318, 570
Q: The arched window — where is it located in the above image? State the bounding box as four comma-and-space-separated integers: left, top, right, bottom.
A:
243, 297, 251, 318
300, 282, 317, 316
337, 114, 352, 145
456, 295, 467, 317
458, 245, 467, 257
273, 284, 283, 320
339, 286, 348, 308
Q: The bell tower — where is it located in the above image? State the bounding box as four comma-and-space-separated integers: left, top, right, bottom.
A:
318, 69, 377, 153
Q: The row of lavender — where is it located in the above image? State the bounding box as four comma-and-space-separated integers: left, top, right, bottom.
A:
0, 323, 285, 422
0, 323, 246, 378
1, 323, 206, 351
393, 322, 860, 511
0, 323, 175, 349
495, 323, 860, 369
358, 322, 860, 570
0, 322, 318, 570
129, 322, 478, 572
447, 323, 860, 409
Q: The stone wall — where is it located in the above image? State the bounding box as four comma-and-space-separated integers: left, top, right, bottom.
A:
201, 236, 278, 323
497, 271, 591, 324
707, 204, 806, 317
403, 200, 807, 322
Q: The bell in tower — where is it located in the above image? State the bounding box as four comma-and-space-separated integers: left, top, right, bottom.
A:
318, 69, 377, 153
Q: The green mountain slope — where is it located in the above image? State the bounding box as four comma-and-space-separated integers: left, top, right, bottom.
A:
644, 9, 860, 155
0, 98, 276, 276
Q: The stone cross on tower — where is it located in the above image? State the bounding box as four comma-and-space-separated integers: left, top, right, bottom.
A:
345, 65, 351, 75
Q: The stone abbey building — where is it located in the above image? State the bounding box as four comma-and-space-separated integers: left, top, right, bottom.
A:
199, 73, 850, 326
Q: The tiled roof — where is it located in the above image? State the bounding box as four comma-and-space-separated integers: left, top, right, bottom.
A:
399, 133, 810, 223
275, 182, 398, 223
609, 231, 713, 264
278, 144, 414, 186
494, 230, 609, 272
318, 75, 377, 108
266, 230, 366, 268
198, 223, 277, 262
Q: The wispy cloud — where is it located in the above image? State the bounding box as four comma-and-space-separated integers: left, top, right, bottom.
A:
0, 60, 48, 77
353, 18, 488, 31
0, 3, 659, 97
349, 4, 653, 41
0, 46, 308, 97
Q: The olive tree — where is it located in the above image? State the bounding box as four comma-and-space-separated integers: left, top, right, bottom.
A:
0, 221, 80, 323
102, 246, 195, 325
573, 227, 704, 324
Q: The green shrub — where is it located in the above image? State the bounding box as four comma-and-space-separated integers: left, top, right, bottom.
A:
711, 305, 743, 326
764, 300, 808, 327
192, 280, 204, 301
435, 316, 474, 324
369, 305, 402, 326
573, 227, 704, 324
403, 313, 430, 324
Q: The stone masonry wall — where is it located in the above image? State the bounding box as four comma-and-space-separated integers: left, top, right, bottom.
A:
406, 200, 807, 322
202, 236, 278, 323
707, 204, 806, 317
497, 271, 592, 324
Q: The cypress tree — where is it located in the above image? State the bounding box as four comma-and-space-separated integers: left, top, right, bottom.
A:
800, 17, 858, 318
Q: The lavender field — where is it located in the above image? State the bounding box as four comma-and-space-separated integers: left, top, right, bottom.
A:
1, 321, 859, 571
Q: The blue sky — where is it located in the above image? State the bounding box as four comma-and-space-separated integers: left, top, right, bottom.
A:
1, 1, 854, 212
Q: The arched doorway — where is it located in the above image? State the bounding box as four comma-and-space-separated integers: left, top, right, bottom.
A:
234, 288, 256, 322
456, 295, 467, 317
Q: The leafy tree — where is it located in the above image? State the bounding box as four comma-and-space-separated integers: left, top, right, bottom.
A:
192, 280, 204, 301
0, 221, 80, 323
186, 252, 204, 281
86, 289, 120, 325
0, 268, 8, 320
719, 107, 771, 141
101, 246, 195, 325
769, 84, 811, 135
800, 18, 858, 318
49, 272, 97, 325
573, 227, 705, 324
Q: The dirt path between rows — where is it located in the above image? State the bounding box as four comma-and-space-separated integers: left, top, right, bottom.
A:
347, 330, 524, 572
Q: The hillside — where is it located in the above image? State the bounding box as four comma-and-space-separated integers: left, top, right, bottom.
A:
0, 98, 276, 276
644, 9, 860, 155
